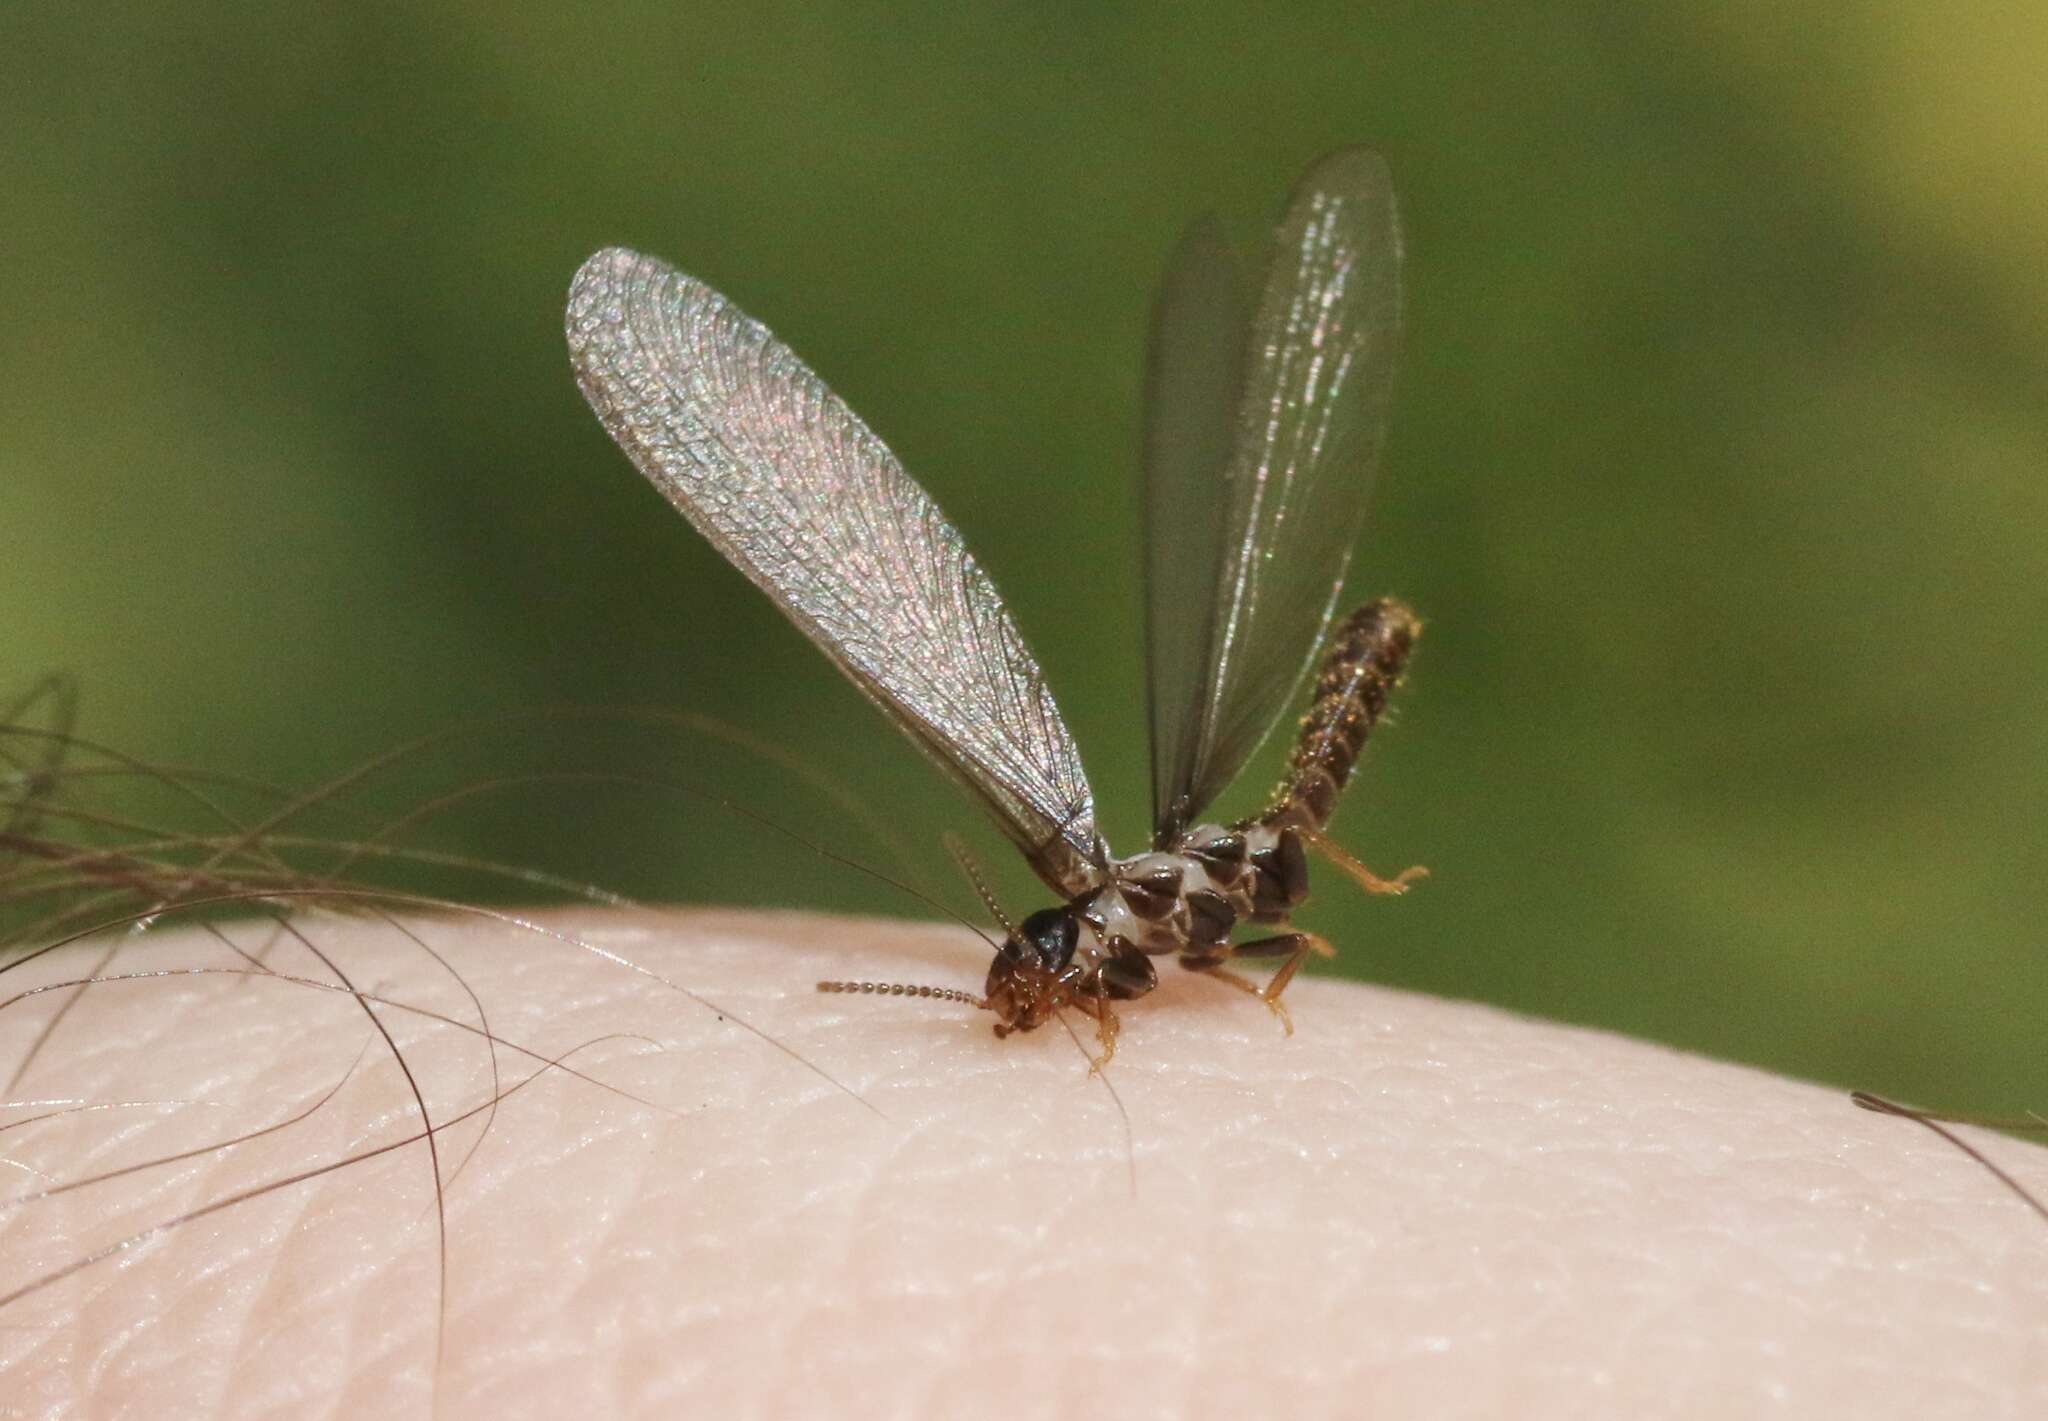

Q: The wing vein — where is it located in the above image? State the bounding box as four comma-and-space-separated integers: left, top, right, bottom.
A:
567, 250, 1102, 894
1141, 149, 1404, 838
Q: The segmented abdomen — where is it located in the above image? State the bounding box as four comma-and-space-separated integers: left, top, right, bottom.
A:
1253, 598, 1420, 833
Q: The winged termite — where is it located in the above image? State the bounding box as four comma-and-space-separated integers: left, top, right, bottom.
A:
566, 147, 1421, 1063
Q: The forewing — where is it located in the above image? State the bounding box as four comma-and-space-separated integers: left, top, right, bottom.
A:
1145, 148, 1404, 838
566, 249, 1103, 896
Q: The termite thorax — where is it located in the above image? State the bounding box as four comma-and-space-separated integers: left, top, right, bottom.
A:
1080, 818, 1307, 961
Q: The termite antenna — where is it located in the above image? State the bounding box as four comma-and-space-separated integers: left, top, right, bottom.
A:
942, 831, 1014, 937
816, 979, 989, 1011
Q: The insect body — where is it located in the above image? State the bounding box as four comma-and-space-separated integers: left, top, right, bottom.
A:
984, 598, 1421, 1044
567, 148, 1417, 1059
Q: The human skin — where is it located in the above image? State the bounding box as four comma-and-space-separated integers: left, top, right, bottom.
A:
0, 908, 2042, 1419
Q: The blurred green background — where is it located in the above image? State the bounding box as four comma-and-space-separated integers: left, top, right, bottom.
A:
3, 4, 2045, 1115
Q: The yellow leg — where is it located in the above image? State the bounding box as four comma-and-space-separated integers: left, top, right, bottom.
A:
1198, 965, 1297, 1036
1182, 930, 1337, 1037
1070, 991, 1122, 1073
1301, 826, 1427, 896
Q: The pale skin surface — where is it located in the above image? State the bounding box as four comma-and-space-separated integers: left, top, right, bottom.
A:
0, 907, 2042, 1419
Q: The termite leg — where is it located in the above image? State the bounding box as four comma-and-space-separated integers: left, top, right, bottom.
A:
1188, 964, 1296, 1036
1069, 989, 1122, 1073
1179, 931, 1336, 1037
1300, 826, 1427, 897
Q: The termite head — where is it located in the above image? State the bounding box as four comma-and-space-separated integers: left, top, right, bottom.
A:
984, 904, 1082, 1036
814, 902, 1092, 1034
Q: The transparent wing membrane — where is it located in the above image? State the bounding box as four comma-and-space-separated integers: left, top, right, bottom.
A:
1142, 149, 1405, 840
1141, 216, 1249, 839
566, 250, 1103, 896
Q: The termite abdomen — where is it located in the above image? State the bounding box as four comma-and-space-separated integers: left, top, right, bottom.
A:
1256, 598, 1420, 834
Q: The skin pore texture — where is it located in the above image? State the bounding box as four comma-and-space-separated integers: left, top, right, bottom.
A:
1, 907, 2042, 1419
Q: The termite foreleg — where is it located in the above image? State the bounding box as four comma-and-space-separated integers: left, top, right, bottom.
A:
1068, 988, 1122, 1073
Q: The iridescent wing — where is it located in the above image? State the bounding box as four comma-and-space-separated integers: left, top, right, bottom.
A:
566, 249, 1103, 897
1142, 149, 1404, 841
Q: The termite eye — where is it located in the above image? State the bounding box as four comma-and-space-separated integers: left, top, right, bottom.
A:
1012, 906, 1078, 972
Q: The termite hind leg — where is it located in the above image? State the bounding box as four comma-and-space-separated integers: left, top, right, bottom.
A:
1300, 826, 1427, 897
1180, 932, 1336, 1037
